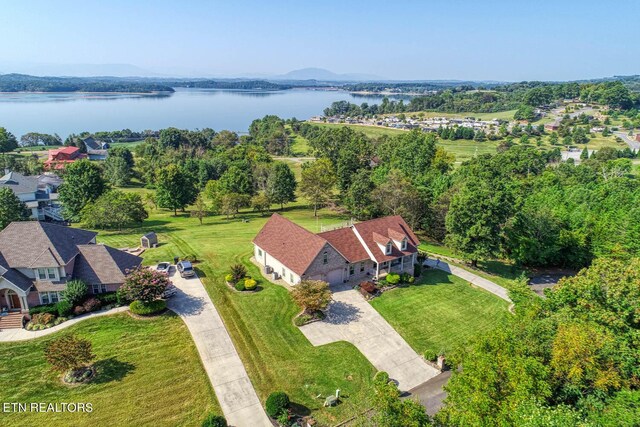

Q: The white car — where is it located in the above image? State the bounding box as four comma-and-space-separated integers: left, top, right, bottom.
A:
162, 284, 177, 299
156, 262, 171, 275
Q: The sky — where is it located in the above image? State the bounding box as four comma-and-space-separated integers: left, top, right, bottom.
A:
0, 0, 638, 81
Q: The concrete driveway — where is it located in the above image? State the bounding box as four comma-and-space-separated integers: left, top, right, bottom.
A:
299, 283, 440, 391
167, 269, 271, 427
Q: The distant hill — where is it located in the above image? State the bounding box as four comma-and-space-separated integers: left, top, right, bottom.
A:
0, 74, 175, 93
272, 67, 383, 82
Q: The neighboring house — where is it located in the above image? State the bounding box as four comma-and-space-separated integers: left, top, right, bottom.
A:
544, 122, 560, 132
0, 222, 142, 314
83, 136, 109, 160
636, 134, 640, 143
0, 171, 64, 221
253, 214, 419, 286
43, 146, 87, 170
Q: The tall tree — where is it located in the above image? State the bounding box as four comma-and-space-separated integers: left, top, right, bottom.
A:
0, 127, 18, 154
299, 158, 336, 216
103, 155, 131, 187
80, 190, 148, 230
266, 162, 297, 210
155, 164, 197, 216
58, 160, 107, 221
0, 188, 28, 230
190, 194, 209, 225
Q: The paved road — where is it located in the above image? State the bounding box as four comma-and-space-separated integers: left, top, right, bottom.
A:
0, 306, 128, 341
613, 131, 640, 150
406, 370, 452, 415
424, 259, 511, 303
168, 270, 271, 427
299, 283, 440, 391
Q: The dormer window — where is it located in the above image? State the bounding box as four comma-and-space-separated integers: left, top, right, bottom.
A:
385, 242, 393, 255
401, 238, 407, 251
323, 251, 328, 264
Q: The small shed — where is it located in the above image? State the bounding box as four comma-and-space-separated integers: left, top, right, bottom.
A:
141, 232, 158, 249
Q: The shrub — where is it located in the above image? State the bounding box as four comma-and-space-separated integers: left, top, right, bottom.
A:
374, 371, 390, 385
57, 300, 73, 317
244, 278, 257, 290
119, 267, 169, 303
413, 263, 422, 277
129, 299, 166, 316
224, 273, 233, 283
74, 305, 86, 316
83, 297, 102, 313
182, 254, 198, 263
265, 391, 290, 418
29, 303, 58, 316
386, 273, 401, 285
293, 314, 313, 326
63, 279, 88, 307
291, 280, 331, 312
95, 292, 118, 306
116, 287, 130, 306
423, 350, 437, 362
235, 281, 245, 291
230, 264, 247, 282
201, 413, 227, 427
32, 312, 55, 326
44, 333, 95, 373
408, 276, 415, 284
400, 273, 411, 283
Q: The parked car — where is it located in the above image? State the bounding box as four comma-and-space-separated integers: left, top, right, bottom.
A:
162, 284, 177, 299
156, 262, 171, 275
177, 261, 195, 278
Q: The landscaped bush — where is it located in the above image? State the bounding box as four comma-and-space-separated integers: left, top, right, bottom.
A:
400, 273, 411, 283
373, 371, 390, 385
224, 273, 233, 283
291, 280, 331, 313
182, 254, 198, 263
230, 264, 247, 283
129, 299, 166, 316
31, 312, 55, 326
293, 314, 313, 326
244, 278, 257, 290
408, 276, 415, 284
57, 300, 73, 317
95, 291, 118, 306
29, 303, 58, 316
116, 287, 130, 306
74, 305, 86, 316
265, 391, 290, 418
83, 297, 102, 313
234, 281, 245, 291
201, 413, 227, 427
119, 267, 170, 303
386, 273, 401, 285
62, 279, 88, 307
413, 263, 422, 277
44, 333, 95, 375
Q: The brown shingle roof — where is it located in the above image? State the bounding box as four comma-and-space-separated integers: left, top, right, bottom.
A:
353, 216, 419, 263
0, 222, 97, 268
73, 245, 143, 285
318, 228, 369, 263
252, 214, 328, 276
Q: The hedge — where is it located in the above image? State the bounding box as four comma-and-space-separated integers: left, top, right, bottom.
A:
265, 391, 290, 418
129, 299, 167, 316
95, 291, 118, 306
201, 413, 227, 427
29, 303, 58, 316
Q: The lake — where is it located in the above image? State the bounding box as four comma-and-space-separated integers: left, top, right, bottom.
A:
0, 88, 400, 138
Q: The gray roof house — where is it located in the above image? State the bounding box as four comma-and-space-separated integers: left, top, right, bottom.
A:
0, 222, 142, 321
83, 136, 109, 160
0, 171, 64, 221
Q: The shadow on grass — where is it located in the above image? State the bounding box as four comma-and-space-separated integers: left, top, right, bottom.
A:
290, 401, 311, 416
92, 357, 135, 384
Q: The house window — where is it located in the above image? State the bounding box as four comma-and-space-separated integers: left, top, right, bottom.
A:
47, 268, 57, 280
349, 265, 355, 275
385, 242, 392, 255
323, 251, 328, 264
401, 239, 407, 250
92, 284, 108, 294
290, 273, 294, 283
40, 292, 50, 304
40, 291, 60, 304
360, 262, 365, 272
50, 292, 59, 303
282, 267, 286, 277
37, 268, 47, 280
257, 248, 263, 257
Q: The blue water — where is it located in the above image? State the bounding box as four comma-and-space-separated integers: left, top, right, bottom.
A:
0, 88, 397, 138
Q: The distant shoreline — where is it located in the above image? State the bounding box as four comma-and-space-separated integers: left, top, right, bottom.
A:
0, 90, 173, 95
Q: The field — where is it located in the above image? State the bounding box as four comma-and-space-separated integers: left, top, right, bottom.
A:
371, 269, 510, 356
0, 313, 218, 426
89, 200, 510, 424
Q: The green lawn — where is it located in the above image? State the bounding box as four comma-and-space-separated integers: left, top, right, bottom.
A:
371, 269, 510, 356
0, 313, 218, 426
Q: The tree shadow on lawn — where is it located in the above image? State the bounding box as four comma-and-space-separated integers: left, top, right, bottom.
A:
91, 357, 135, 384
290, 401, 311, 416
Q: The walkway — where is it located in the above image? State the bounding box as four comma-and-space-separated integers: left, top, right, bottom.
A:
423, 259, 511, 302
167, 270, 271, 427
0, 306, 128, 342
299, 283, 440, 391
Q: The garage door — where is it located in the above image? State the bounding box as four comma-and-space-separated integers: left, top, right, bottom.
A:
326, 269, 344, 286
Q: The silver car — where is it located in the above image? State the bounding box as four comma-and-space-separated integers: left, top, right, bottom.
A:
177, 261, 195, 278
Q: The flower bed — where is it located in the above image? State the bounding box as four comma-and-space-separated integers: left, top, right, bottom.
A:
293, 309, 325, 326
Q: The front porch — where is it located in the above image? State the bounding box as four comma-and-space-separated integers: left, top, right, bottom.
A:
0, 287, 30, 315
375, 254, 416, 279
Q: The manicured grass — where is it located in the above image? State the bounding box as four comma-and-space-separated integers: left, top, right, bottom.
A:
94, 206, 376, 425
371, 269, 510, 356
0, 313, 218, 426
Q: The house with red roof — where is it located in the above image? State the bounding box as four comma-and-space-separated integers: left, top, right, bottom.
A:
252, 214, 419, 286
43, 146, 87, 170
